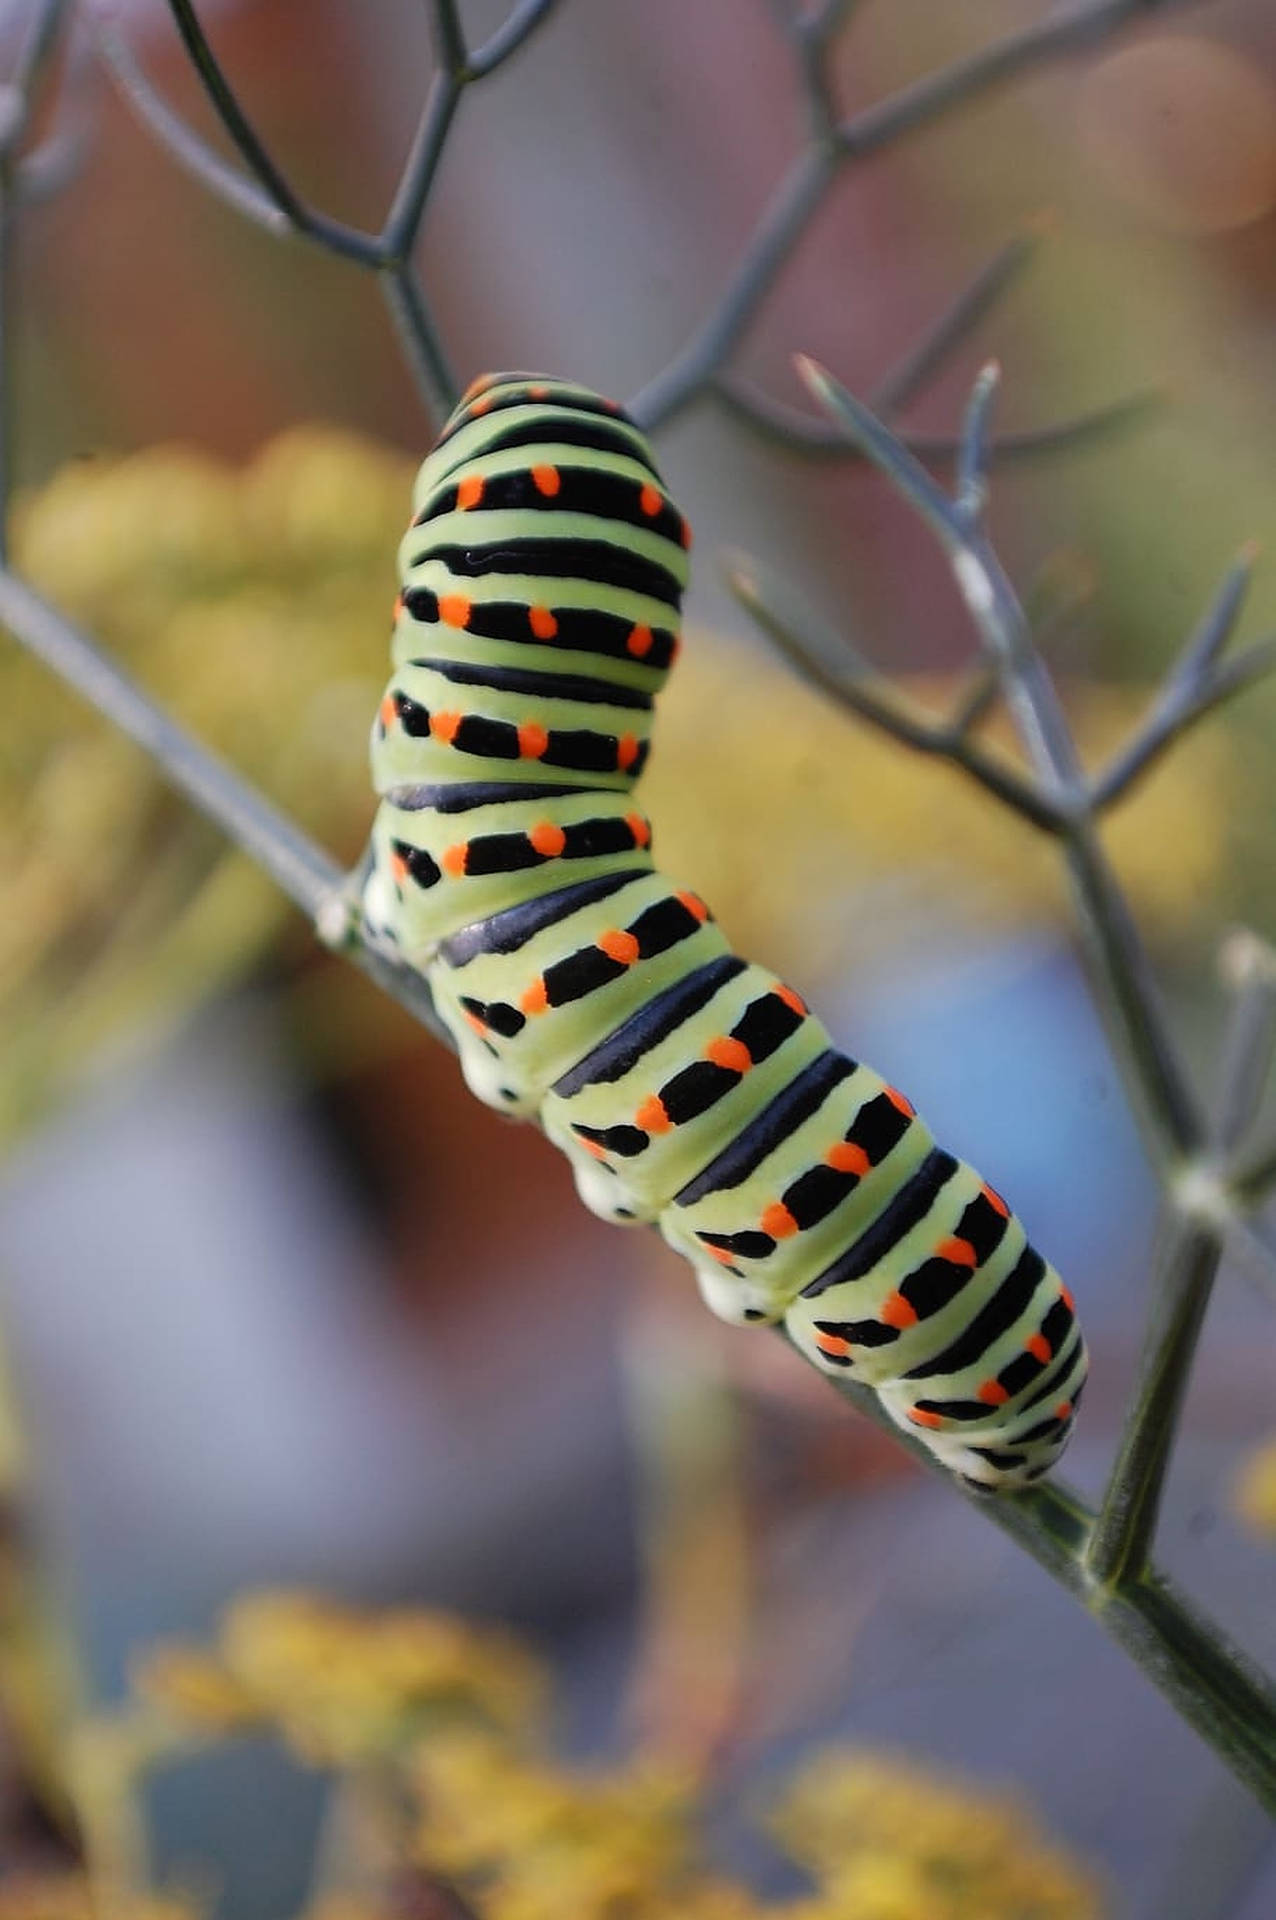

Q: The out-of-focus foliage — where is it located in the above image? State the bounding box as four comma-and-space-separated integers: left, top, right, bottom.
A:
133, 1589, 548, 1766
1, 429, 411, 1143
1, 431, 1250, 1143
770, 1748, 1106, 1920
0, 1880, 195, 1920
409, 1728, 1105, 1919
411, 1733, 703, 1919
25, 1588, 1103, 1919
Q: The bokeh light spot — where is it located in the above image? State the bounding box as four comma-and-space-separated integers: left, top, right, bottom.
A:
1077, 36, 1276, 235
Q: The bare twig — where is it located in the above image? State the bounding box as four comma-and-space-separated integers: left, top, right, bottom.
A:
8, 0, 72, 121
92, 17, 294, 238
428, 0, 468, 78
381, 69, 462, 261
948, 662, 1001, 739
782, 359, 1248, 1589
870, 221, 1044, 418
630, 144, 834, 431
1224, 1218, 1276, 1304
725, 550, 1063, 831
835, 0, 1194, 159
632, 0, 1191, 431
381, 265, 460, 423
794, 356, 1207, 1160
954, 357, 1000, 527
712, 374, 1159, 463
1214, 931, 1276, 1153
162, 0, 382, 264
0, 572, 338, 920
1092, 551, 1274, 811
468, 0, 562, 80
1086, 1218, 1225, 1587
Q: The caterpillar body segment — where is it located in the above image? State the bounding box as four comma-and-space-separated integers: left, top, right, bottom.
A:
365, 371, 1087, 1490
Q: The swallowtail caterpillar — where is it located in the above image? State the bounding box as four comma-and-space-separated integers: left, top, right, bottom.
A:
362, 372, 1087, 1489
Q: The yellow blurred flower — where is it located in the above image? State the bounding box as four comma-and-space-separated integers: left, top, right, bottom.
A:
110, 1594, 1107, 1919
132, 1590, 548, 1768
412, 1731, 695, 1916
131, 1641, 263, 1737
1, 428, 411, 1140
770, 1748, 1103, 1920
408, 1733, 1104, 1920
0, 1877, 198, 1920
1230, 1435, 1276, 1540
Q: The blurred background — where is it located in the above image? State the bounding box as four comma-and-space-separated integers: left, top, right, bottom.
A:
2, 0, 1276, 1914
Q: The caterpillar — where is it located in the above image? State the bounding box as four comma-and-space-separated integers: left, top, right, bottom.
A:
362, 371, 1087, 1490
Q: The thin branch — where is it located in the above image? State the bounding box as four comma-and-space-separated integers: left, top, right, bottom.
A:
1231, 1140, 1276, 1207
0, 572, 336, 919
1086, 1218, 1224, 1588
871, 221, 1043, 418
0, 0, 77, 562
948, 661, 1001, 738
724, 549, 1065, 832
428, 0, 468, 78
381, 263, 460, 422
1214, 931, 1276, 1154
712, 374, 1158, 464
1174, 543, 1260, 685
628, 143, 834, 432
797, 355, 1207, 1160
631, 0, 1190, 430
373, 3, 569, 309
1224, 1218, 1276, 1305
468, 0, 562, 80
16, 121, 90, 206
954, 357, 999, 527
799, 0, 866, 41
380, 69, 461, 262
785, 0, 850, 140
389, 0, 561, 192
1094, 642, 1276, 811
1080, 826, 1276, 1603
164, 0, 325, 235
835, 0, 1194, 159
8, 0, 72, 125
93, 5, 383, 265
1083, 893, 1276, 1597
92, 16, 294, 239
1092, 549, 1272, 811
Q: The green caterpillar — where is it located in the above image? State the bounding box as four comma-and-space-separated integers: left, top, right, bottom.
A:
363, 371, 1087, 1489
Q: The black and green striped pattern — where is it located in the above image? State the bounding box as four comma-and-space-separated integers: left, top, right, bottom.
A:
364, 372, 1087, 1489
